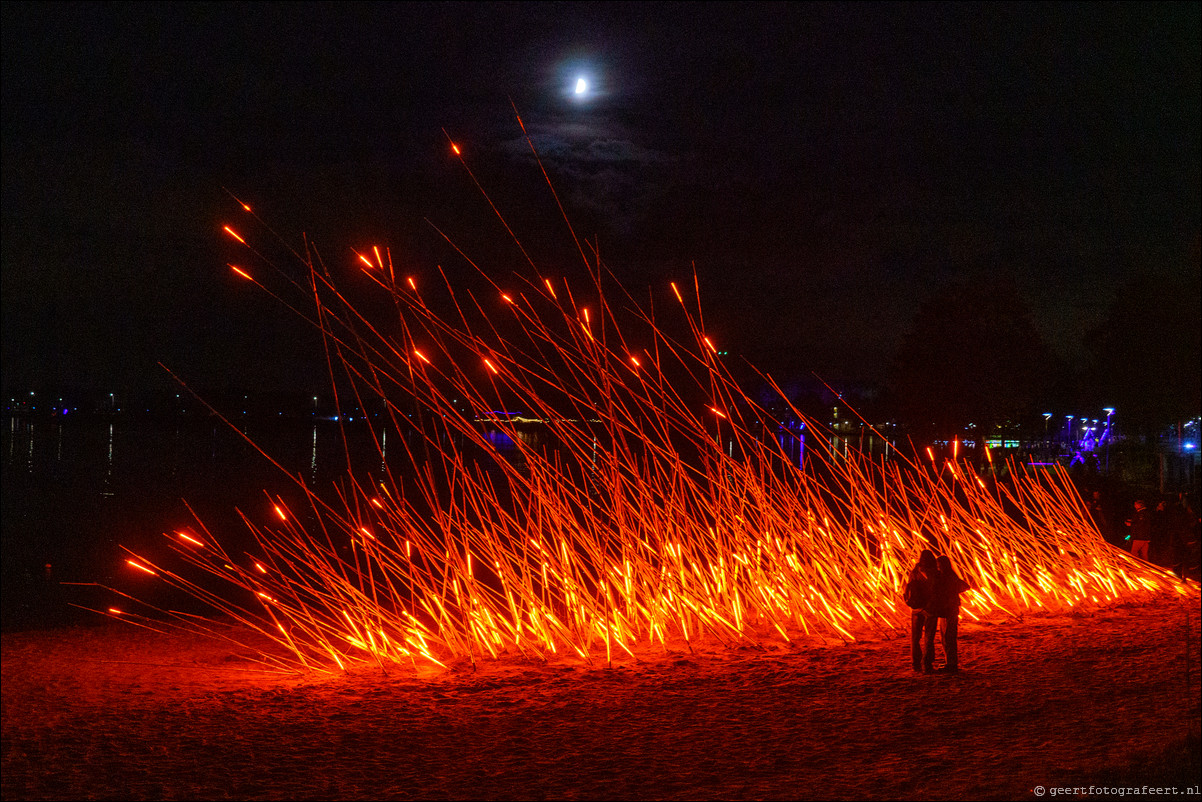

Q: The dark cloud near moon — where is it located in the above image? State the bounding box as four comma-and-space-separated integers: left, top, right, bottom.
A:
493, 113, 674, 237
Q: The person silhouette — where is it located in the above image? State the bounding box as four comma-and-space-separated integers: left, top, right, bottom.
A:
929, 554, 971, 673
1127, 499, 1152, 561
905, 549, 939, 673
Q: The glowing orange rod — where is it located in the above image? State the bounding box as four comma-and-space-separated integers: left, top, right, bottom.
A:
413, 350, 431, 365
126, 559, 156, 576
357, 252, 374, 269
176, 531, 205, 547
222, 225, 246, 244
228, 193, 253, 213
703, 336, 717, 354
451, 143, 461, 155
483, 358, 499, 375
274, 505, 287, 521
407, 277, 417, 291
228, 264, 253, 281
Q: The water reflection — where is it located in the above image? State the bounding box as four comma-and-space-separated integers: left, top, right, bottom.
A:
2, 417, 583, 502
481, 428, 545, 453
482, 429, 516, 450
310, 424, 318, 484
6, 417, 48, 475
778, 432, 805, 469
481, 427, 545, 474
102, 423, 115, 496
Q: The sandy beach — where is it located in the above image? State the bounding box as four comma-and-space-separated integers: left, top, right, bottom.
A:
3, 593, 1199, 801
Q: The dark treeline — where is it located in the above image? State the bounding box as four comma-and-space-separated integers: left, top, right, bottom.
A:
879, 267, 1200, 444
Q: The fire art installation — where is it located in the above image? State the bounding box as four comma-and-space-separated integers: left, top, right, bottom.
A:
104, 138, 1193, 674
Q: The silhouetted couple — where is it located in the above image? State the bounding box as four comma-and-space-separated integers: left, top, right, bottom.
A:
905, 549, 970, 673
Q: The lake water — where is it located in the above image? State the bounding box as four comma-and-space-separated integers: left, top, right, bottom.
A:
0, 415, 436, 631
1, 412, 810, 631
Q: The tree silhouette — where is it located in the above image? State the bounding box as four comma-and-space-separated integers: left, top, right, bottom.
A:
889, 277, 1054, 447
1087, 269, 1201, 435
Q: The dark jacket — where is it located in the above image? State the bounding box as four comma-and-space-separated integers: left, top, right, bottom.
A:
1128, 508, 1152, 542
905, 567, 936, 611
927, 570, 970, 618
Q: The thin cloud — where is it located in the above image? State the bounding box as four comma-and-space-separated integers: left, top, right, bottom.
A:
494, 114, 675, 233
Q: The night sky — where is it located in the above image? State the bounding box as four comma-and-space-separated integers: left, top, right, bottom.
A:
3, 2, 1199, 403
